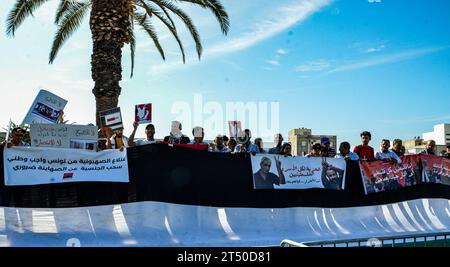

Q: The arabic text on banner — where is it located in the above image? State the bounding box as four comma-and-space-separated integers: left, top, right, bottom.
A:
251, 155, 346, 190
360, 154, 449, 195
30, 124, 98, 150
3, 147, 129, 186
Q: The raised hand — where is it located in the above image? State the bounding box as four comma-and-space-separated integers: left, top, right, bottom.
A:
275, 156, 282, 170
137, 106, 149, 121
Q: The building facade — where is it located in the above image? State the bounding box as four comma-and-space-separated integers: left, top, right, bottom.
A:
422, 123, 450, 146
288, 128, 337, 156
403, 137, 426, 155
403, 137, 446, 155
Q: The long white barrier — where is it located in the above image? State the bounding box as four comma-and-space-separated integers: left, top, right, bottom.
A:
0, 199, 449, 247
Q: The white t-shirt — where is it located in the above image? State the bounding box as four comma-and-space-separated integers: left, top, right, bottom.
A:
110, 135, 129, 149
376, 151, 402, 164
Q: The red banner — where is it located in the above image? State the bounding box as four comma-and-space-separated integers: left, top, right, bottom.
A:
161, 142, 209, 151
360, 154, 450, 194
360, 155, 422, 194
420, 154, 450, 185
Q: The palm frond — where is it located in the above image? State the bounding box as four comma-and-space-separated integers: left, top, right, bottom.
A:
6, 0, 51, 37
130, 30, 136, 78
138, 0, 177, 30
55, 0, 84, 24
145, 9, 186, 63
133, 12, 166, 62
179, 0, 229, 34
153, 0, 202, 60
49, 1, 91, 63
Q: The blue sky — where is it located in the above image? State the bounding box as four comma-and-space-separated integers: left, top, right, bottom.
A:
0, 0, 449, 148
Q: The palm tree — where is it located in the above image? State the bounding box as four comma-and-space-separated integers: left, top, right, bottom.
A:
6, 0, 229, 125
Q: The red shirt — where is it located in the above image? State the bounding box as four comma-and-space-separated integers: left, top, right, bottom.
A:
353, 145, 375, 161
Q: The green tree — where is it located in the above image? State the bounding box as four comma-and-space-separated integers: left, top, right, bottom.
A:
6, 0, 229, 125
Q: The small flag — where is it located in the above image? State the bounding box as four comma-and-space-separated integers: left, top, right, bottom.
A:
63, 173, 73, 179
100, 107, 123, 131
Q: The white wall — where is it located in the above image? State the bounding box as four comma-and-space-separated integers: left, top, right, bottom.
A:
423, 124, 450, 145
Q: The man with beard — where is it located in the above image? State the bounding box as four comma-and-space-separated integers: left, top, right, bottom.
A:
321, 159, 345, 190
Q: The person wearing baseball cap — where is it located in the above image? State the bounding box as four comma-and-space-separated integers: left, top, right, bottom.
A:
321, 137, 336, 157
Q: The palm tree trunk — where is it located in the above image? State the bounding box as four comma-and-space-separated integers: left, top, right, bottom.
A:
90, 0, 131, 126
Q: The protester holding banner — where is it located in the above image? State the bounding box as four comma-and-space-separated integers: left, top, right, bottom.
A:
164, 121, 190, 144
227, 138, 237, 153
248, 138, 266, 155
0, 127, 29, 148
222, 135, 229, 147
421, 140, 436, 155
106, 128, 129, 149
353, 131, 375, 161
190, 127, 209, 145
128, 122, 157, 147
376, 139, 402, 164
336, 142, 359, 161
234, 129, 252, 153
306, 143, 322, 158
280, 143, 292, 157
269, 134, 283, 154
444, 145, 450, 159
209, 135, 231, 153
252, 156, 286, 189
391, 139, 405, 157
321, 137, 336, 157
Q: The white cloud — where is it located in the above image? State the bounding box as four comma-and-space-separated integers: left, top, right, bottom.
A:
327, 46, 448, 74
294, 59, 333, 72
365, 44, 385, 53
205, 0, 332, 57
276, 49, 288, 55
149, 0, 332, 76
267, 60, 280, 66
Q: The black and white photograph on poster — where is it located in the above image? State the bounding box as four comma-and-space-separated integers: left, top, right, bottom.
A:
22, 89, 67, 125
31, 102, 61, 123
251, 155, 346, 190
69, 139, 98, 151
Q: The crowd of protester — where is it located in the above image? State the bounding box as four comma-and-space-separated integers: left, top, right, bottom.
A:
1, 120, 450, 163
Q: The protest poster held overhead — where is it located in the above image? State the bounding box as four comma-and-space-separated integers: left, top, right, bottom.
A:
22, 89, 67, 125
30, 124, 98, 150
135, 103, 152, 124
3, 146, 129, 186
228, 121, 242, 140
100, 107, 123, 131
251, 155, 346, 190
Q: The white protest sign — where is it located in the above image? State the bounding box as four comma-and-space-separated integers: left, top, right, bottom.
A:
3, 146, 129, 186
100, 107, 123, 131
228, 121, 241, 139
30, 124, 98, 150
22, 90, 67, 125
251, 155, 346, 190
